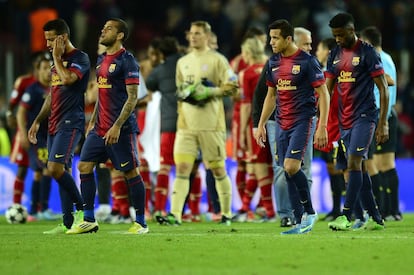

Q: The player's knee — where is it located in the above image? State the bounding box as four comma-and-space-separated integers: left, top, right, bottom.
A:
78, 161, 95, 174
47, 162, 64, 179
284, 165, 299, 177
175, 162, 193, 176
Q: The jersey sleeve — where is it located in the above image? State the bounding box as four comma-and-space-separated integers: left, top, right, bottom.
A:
265, 57, 277, 88
69, 51, 90, 81
123, 54, 140, 85
366, 48, 384, 78
307, 56, 325, 88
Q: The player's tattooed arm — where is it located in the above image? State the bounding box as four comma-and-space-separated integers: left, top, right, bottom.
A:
114, 84, 138, 128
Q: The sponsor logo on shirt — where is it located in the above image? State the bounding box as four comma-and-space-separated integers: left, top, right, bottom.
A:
51, 74, 63, 86
277, 79, 297, 91
338, 71, 356, 83
97, 76, 112, 88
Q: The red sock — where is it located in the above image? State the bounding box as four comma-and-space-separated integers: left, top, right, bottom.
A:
155, 172, 169, 212
259, 176, 275, 218
112, 176, 129, 216
236, 167, 246, 200
189, 173, 201, 215
139, 158, 151, 210
13, 177, 25, 204
241, 174, 257, 212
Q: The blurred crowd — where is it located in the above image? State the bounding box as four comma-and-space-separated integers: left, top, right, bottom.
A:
1, 0, 414, 157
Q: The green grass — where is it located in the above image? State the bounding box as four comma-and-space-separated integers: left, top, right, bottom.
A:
1, 215, 414, 275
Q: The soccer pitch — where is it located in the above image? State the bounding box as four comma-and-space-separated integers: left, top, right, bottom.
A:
1, 215, 414, 275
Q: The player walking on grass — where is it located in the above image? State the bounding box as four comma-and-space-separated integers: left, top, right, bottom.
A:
255, 19, 330, 234
158, 21, 238, 225
326, 13, 389, 231
17, 53, 58, 221
28, 19, 88, 234
66, 18, 148, 234
359, 26, 401, 222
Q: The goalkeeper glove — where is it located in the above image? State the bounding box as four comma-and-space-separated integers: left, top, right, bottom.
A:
191, 83, 220, 101
176, 83, 196, 100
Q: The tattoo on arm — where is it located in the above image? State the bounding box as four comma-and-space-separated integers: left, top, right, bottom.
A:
114, 84, 138, 127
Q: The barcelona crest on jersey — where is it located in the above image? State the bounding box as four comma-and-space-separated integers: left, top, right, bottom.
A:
292, 65, 300, 74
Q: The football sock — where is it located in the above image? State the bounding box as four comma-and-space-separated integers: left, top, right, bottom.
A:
259, 179, 275, 218
206, 169, 221, 213
383, 168, 401, 215
330, 173, 345, 214
236, 166, 246, 199
80, 173, 96, 222
30, 179, 40, 215
342, 170, 363, 221
189, 173, 201, 215
205, 169, 220, 213
361, 172, 382, 223
56, 171, 84, 211
353, 198, 365, 220
370, 173, 383, 215
40, 175, 52, 211
170, 176, 190, 223
112, 175, 130, 217
154, 172, 169, 212
127, 175, 146, 226
96, 166, 111, 205
289, 169, 315, 215
241, 174, 257, 212
13, 177, 24, 204
58, 185, 74, 229
285, 172, 303, 224
215, 174, 232, 218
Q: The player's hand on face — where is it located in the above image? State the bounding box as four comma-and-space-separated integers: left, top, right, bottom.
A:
103, 125, 121, 145
53, 35, 65, 59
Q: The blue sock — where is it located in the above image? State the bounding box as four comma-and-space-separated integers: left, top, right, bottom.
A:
40, 175, 52, 211
361, 172, 382, 223
353, 197, 365, 220
30, 180, 40, 215
343, 170, 363, 221
285, 172, 304, 224
58, 185, 74, 229
127, 175, 146, 227
56, 171, 84, 211
289, 169, 315, 215
80, 173, 96, 222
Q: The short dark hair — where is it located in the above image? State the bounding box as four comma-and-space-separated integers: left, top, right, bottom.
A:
159, 36, 179, 57
43, 18, 70, 36
360, 26, 382, 47
109, 18, 129, 42
329, 13, 355, 28
320, 38, 337, 51
268, 19, 294, 39
242, 26, 266, 43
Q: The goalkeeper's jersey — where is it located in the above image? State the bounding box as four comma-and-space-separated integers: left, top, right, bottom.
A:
175, 49, 237, 131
